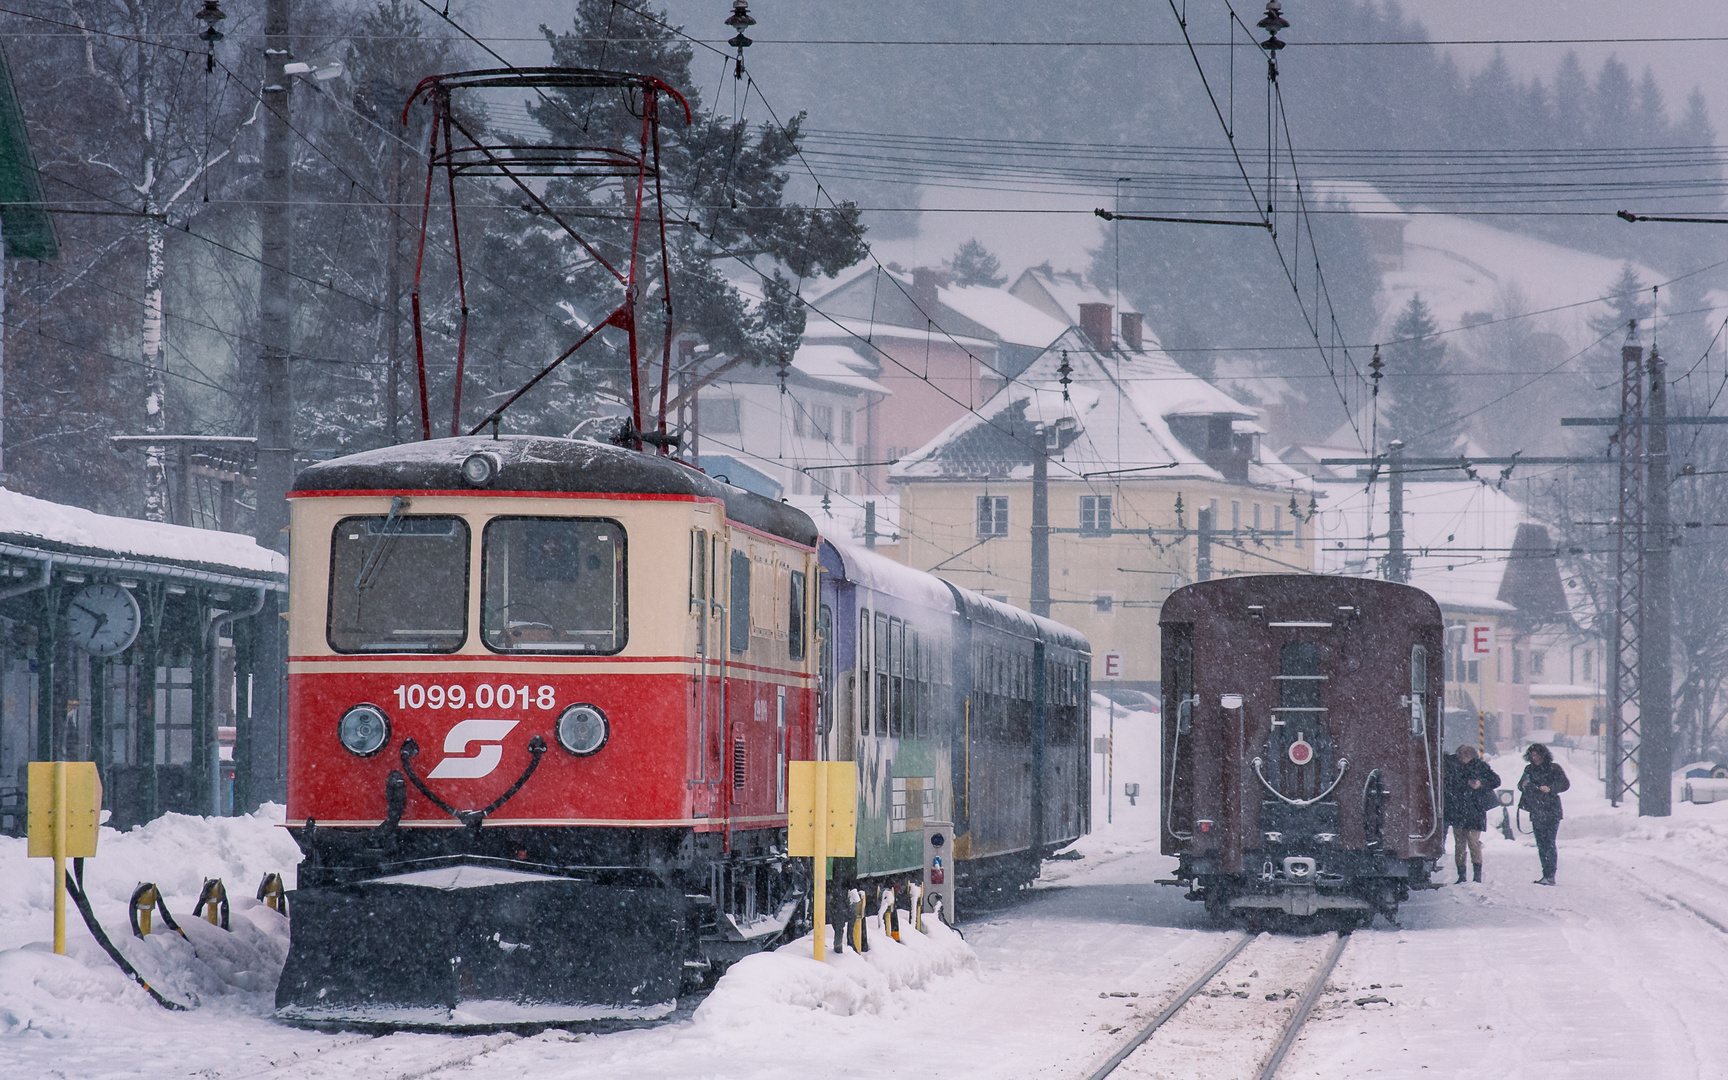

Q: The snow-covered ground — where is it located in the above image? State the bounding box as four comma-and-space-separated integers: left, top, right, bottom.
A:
5, 719, 1728, 1078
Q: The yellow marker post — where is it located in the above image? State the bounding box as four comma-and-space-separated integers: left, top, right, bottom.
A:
788, 760, 856, 962
27, 762, 102, 954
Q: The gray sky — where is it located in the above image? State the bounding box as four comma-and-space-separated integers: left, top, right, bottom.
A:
463, 1, 1728, 142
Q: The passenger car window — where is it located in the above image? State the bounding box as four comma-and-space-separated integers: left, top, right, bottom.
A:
481, 517, 625, 654
329, 514, 469, 653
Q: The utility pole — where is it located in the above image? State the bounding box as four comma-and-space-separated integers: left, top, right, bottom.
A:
384, 124, 404, 443
1195, 505, 1213, 582
244, 0, 292, 814
1031, 424, 1050, 617
257, 0, 292, 550
1641, 344, 1673, 816
1385, 440, 1409, 583
1608, 327, 1646, 808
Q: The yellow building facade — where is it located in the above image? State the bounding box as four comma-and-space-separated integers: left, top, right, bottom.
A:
890, 326, 1316, 687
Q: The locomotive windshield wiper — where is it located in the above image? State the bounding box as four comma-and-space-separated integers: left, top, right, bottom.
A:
354, 496, 408, 591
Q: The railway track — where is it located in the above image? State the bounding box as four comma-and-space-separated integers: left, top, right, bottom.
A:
210, 1031, 523, 1080
1581, 851, 1728, 936
1084, 931, 1352, 1080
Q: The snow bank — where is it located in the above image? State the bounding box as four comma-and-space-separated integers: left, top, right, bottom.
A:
696, 916, 976, 1024
0, 803, 301, 1034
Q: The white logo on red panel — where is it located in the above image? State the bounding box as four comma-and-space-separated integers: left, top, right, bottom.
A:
428, 718, 520, 779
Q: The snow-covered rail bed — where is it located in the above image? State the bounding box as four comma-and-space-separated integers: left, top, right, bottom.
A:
1085, 931, 1351, 1080
204, 1031, 520, 1080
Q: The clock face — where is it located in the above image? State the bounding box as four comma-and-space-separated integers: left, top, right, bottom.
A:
66, 583, 142, 657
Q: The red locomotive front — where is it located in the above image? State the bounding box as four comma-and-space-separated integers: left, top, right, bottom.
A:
275, 436, 817, 1025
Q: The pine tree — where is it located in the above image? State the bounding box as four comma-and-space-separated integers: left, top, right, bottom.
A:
947, 238, 1006, 287
1381, 295, 1461, 455
1588, 263, 1656, 341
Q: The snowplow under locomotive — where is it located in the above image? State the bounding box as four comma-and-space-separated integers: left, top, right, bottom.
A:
1160, 575, 1444, 925
274, 435, 1089, 1026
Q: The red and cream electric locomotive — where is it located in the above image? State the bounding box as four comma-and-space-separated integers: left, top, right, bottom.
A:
275, 435, 819, 1025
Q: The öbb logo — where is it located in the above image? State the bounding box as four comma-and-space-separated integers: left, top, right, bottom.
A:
427, 719, 520, 779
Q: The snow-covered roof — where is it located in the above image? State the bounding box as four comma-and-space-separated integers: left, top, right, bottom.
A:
1009, 265, 1140, 328
935, 285, 1068, 348
791, 344, 891, 396
800, 315, 997, 352
0, 487, 286, 578
1310, 480, 1525, 613
892, 328, 1306, 487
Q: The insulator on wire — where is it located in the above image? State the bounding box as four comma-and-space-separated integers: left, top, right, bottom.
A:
727, 1, 755, 78
196, 1, 226, 73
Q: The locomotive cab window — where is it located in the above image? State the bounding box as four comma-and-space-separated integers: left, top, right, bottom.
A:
482, 517, 626, 653
329, 514, 469, 653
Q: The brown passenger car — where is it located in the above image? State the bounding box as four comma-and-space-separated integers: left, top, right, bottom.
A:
1160, 575, 1445, 924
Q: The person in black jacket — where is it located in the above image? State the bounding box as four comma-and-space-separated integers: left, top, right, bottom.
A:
1443, 744, 1502, 883
1518, 743, 1570, 885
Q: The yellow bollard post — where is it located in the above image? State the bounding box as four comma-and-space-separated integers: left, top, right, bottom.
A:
789, 761, 856, 964
28, 761, 101, 956
53, 761, 66, 954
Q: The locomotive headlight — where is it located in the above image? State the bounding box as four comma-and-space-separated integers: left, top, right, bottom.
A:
337, 703, 391, 757
555, 703, 608, 756
460, 451, 500, 486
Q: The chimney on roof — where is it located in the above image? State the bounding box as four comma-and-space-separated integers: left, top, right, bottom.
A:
1119, 312, 1144, 352
911, 267, 950, 315
1078, 302, 1113, 352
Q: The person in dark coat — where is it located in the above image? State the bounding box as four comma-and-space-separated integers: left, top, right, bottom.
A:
1517, 743, 1570, 885
1443, 744, 1501, 882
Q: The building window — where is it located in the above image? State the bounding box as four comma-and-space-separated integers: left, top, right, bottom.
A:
1231, 501, 1241, 531
1079, 495, 1112, 536
705, 398, 741, 434
1531, 651, 1544, 677
811, 404, 833, 441
1467, 659, 1480, 684
792, 407, 806, 438
1252, 503, 1262, 533
1274, 504, 1283, 546
840, 472, 853, 496
1582, 651, 1592, 680
841, 410, 854, 445
1092, 592, 1116, 615
977, 495, 1009, 538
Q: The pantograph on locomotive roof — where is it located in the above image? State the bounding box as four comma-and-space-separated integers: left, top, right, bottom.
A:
402, 68, 692, 452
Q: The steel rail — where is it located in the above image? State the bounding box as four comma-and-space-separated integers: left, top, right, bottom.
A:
1083, 933, 1251, 1080
1256, 931, 1352, 1080
1086, 930, 1353, 1080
